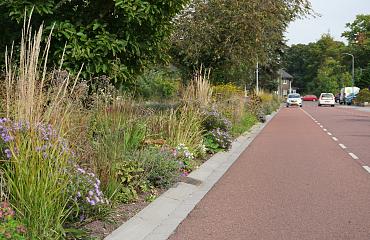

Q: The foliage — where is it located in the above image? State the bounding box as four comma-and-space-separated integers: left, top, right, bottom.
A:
133, 148, 180, 188
135, 68, 180, 100
90, 99, 147, 187
0, 120, 72, 239
171, 0, 312, 85
174, 144, 200, 176
231, 112, 257, 137
315, 58, 341, 94
356, 88, 370, 103
0, 202, 27, 240
147, 104, 204, 151
204, 128, 232, 153
212, 84, 244, 101
108, 160, 145, 203
0, 0, 190, 83
202, 108, 232, 132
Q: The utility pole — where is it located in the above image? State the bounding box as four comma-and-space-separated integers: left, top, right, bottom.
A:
342, 53, 355, 100
256, 57, 259, 94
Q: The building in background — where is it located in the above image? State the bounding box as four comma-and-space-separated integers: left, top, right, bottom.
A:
277, 69, 294, 97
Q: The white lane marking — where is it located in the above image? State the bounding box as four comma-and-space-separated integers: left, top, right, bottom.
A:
320, 125, 323, 128
323, 129, 327, 132
332, 137, 338, 141
363, 166, 370, 174
339, 144, 347, 149
349, 153, 359, 160
327, 132, 332, 136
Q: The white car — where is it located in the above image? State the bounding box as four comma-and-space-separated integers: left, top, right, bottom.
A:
286, 93, 302, 107
318, 93, 335, 107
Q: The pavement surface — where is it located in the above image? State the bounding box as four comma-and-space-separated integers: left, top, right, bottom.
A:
304, 101, 370, 166
169, 103, 370, 240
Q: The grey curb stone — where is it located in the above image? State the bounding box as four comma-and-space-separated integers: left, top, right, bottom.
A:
105, 109, 280, 240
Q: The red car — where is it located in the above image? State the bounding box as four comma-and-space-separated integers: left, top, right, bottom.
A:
302, 95, 318, 101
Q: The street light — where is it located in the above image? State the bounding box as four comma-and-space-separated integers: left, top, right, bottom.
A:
342, 53, 355, 103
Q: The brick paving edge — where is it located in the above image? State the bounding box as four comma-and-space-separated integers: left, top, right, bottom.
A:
105, 108, 281, 240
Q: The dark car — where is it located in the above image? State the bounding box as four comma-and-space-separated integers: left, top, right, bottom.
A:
334, 93, 340, 103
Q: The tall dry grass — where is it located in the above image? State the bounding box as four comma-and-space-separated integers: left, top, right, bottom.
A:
5, 16, 82, 129
182, 66, 213, 107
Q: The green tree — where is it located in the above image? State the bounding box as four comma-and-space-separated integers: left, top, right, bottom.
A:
342, 14, 370, 89
171, 0, 312, 86
283, 34, 347, 93
316, 58, 342, 95
0, 0, 189, 84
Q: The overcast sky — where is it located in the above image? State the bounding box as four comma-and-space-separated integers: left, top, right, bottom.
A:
285, 0, 370, 46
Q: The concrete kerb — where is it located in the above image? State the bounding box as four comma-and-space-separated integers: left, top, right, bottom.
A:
105, 109, 280, 240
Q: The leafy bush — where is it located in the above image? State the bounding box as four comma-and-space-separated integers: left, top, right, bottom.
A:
0, 202, 27, 240
202, 108, 232, 132
204, 129, 233, 153
135, 69, 180, 100
107, 161, 145, 203
356, 88, 370, 103
136, 148, 180, 188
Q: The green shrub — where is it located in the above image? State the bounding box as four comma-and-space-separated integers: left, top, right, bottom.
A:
107, 161, 145, 203
136, 148, 180, 188
202, 108, 232, 132
135, 69, 180, 100
356, 88, 370, 103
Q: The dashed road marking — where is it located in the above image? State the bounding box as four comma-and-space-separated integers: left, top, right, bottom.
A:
349, 153, 359, 160
323, 129, 327, 131
320, 125, 323, 128
339, 144, 347, 149
327, 132, 332, 136
363, 166, 370, 174
332, 137, 338, 141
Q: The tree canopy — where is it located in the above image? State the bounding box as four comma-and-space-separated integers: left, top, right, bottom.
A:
0, 0, 189, 84
171, 0, 312, 86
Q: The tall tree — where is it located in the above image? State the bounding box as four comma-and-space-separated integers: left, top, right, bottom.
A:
171, 0, 312, 86
342, 14, 370, 88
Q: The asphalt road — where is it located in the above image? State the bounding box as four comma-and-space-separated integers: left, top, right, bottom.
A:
169, 104, 370, 240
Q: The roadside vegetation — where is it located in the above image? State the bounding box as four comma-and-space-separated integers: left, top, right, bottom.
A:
0, 1, 309, 239
283, 14, 370, 101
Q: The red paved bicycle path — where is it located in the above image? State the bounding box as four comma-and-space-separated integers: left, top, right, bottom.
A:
169, 107, 370, 240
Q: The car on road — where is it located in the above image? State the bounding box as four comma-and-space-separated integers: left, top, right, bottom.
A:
286, 93, 302, 107
318, 93, 335, 107
302, 95, 318, 101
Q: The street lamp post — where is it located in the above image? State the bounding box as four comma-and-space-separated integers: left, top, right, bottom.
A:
342, 53, 355, 104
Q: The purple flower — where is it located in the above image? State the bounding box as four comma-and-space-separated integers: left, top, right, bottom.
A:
4, 149, 11, 158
